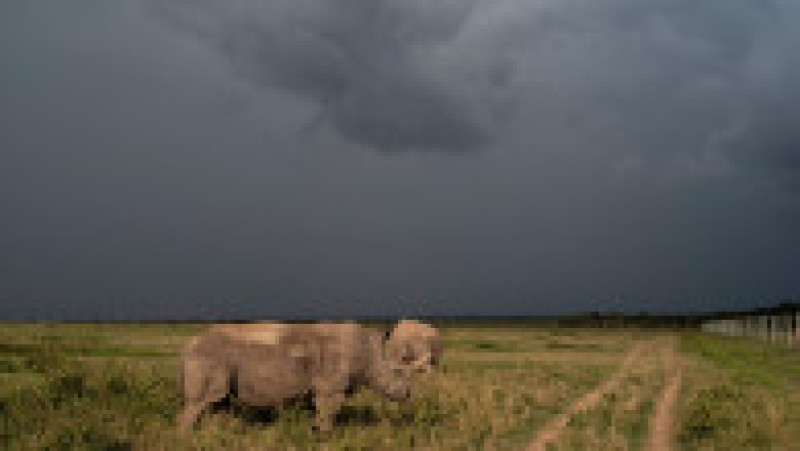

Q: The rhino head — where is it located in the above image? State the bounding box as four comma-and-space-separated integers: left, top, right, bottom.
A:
386, 319, 442, 374
365, 332, 412, 401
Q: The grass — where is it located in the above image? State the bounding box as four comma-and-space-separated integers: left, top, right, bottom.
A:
1, 360, 179, 449
1, 323, 797, 449
555, 339, 667, 450
678, 332, 800, 450
0, 323, 634, 449
680, 332, 800, 389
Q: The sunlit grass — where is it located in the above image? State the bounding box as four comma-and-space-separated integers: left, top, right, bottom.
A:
0, 323, 631, 449
554, 339, 666, 451
6, 324, 795, 449
678, 332, 800, 450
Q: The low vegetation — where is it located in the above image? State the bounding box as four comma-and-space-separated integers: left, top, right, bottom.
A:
1, 323, 797, 449
555, 356, 664, 449
0, 323, 631, 449
678, 332, 800, 450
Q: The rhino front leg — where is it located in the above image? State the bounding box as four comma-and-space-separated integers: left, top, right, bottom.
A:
177, 357, 229, 432
313, 391, 344, 432
177, 402, 207, 432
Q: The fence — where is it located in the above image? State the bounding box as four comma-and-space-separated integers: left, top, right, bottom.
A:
700, 311, 800, 347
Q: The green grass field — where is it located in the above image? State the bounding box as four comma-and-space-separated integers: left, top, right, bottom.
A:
1, 323, 798, 450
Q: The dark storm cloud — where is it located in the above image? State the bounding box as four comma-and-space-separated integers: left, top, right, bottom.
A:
2, 0, 800, 319
153, 0, 800, 185
491, 0, 790, 172
153, 0, 489, 152
150, 0, 800, 311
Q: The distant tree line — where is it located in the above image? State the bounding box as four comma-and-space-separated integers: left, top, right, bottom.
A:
558, 300, 800, 329
555, 312, 704, 328
10, 299, 797, 329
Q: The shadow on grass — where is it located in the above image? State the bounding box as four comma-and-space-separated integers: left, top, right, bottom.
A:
336, 405, 384, 426
210, 394, 404, 430
544, 341, 602, 350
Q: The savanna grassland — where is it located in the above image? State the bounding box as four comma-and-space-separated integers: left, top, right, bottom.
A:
1, 322, 798, 450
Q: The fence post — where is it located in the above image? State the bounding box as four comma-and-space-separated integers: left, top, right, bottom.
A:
783, 314, 791, 346
746, 316, 755, 338
780, 315, 786, 344
774, 315, 782, 344
773, 315, 779, 342
768, 316, 774, 343
796, 312, 800, 348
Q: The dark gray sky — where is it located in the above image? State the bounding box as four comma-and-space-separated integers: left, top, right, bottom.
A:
2, 0, 799, 319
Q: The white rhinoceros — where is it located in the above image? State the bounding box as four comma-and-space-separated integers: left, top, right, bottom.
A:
178, 321, 412, 432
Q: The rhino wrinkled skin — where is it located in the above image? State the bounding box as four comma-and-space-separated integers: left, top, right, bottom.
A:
178, 321, 412, 432
387, 319, 443, 374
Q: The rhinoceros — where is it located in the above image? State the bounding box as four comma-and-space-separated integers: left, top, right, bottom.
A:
386, 319, 443, 374
177, 321, 412, 432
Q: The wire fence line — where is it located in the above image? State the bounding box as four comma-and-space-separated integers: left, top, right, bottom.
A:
701, 311, 800, 347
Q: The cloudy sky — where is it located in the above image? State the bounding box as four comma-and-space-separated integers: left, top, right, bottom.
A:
2, 0, 799, 319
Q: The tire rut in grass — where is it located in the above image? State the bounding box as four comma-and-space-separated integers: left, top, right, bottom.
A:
526, 338, 653, 451
647, 336, 681, 451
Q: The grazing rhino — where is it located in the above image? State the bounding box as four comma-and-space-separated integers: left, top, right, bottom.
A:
386, 319, 443, 374
177, 321, 411, 432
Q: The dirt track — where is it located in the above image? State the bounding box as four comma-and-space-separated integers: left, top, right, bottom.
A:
526, 339, 652, 451
527, 335, 681, 451
647, 336, 681, 451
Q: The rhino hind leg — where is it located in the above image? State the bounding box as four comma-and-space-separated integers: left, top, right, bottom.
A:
177, 357, 229, 431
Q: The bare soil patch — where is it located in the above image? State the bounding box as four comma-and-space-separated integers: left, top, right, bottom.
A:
647, 336, 681, 451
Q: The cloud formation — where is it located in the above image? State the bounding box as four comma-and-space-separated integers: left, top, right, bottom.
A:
156, 0, 800, 186
155, 0, 491, 152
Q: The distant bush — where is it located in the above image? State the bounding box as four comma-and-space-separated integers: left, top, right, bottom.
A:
679, 381, 778, 448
